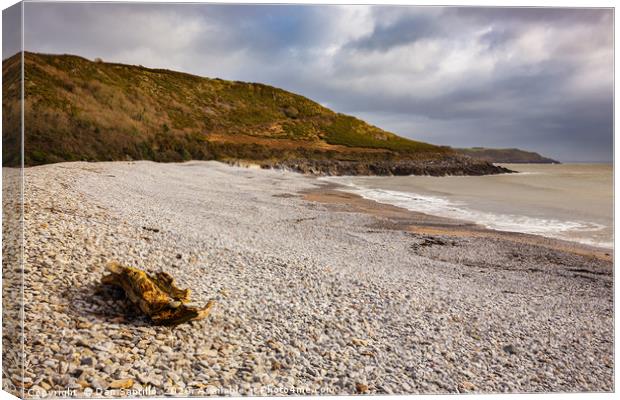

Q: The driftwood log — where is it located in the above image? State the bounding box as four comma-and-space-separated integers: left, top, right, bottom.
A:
102, 262, 215, 326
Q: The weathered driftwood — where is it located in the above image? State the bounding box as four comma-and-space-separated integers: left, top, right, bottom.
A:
102, 262, 215, 326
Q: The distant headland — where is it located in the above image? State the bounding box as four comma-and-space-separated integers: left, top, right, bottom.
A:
455, 147, 560, 164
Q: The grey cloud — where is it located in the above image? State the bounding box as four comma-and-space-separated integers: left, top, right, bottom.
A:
478, 28, 515, 50
17, 3, 614, 162
449, 6, 611, 24
346, 12, 442, 52
2, 2, 22, 60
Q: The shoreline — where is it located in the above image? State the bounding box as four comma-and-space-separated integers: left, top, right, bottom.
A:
302, 182, 613, 263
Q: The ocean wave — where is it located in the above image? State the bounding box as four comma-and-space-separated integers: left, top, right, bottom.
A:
331, 183, 610, 248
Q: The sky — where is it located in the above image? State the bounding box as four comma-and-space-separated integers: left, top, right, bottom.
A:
5, 2, 614, 162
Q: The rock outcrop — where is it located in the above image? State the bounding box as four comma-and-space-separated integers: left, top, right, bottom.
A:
260, 156, 513, 176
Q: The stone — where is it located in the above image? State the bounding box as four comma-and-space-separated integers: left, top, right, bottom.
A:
356, 383, 369, 394
503, 344, 518, 355
271, 360, 282, 371
103, 365, 116, 375
351, 338, 369, 347
81, 357, 94, 366
89, 378, 107, 390
109, 378, 134, 389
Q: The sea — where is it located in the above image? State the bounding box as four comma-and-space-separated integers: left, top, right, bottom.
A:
324, 163, 613, 249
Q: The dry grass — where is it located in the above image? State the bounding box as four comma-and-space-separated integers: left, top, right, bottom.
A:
3, 52, 451, 166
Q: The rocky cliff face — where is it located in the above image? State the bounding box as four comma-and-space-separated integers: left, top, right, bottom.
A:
259, 156, 513, 176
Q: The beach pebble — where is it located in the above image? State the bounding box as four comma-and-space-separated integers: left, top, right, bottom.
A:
6, 161, 612, 396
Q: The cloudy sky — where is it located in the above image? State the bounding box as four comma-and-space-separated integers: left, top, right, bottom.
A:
9, 2, 615, 161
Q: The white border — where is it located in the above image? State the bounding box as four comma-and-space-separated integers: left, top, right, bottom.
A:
0, 1, 616, 400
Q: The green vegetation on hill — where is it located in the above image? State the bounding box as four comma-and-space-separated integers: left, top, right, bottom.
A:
455, 147, 560, 164
2, 52, 452, 167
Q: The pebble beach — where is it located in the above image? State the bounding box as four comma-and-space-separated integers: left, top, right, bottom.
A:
3, 160, 614, 396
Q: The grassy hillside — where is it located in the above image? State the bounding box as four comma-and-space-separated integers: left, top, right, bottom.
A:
2, 52, 452, 167
456, 147, 560, 164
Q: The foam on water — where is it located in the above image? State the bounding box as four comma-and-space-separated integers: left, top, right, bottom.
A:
325, 178, 610, 248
